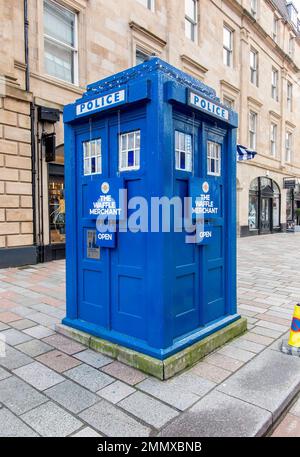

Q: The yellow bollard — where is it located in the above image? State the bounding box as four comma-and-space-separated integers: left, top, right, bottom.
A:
288, 304, 300, 348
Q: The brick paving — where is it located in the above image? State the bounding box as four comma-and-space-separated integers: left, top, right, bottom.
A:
0, 233, 299, 436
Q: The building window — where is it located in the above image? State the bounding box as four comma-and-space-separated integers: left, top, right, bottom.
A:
137, 0, 154, 10
273, 16, 278, 42
223, 97, 234, 109
287, 82, 293, 112
250, 0, 257, 18
250, 48, 258, 86
223, 26, 233, 67
83, 139, 102, 176
43, 0, 78, 84
136, 49, 150, 65
271, 68, 278, 101
119, 130, 141, 171
207, 141, 221, 176
175, 131, 192, 172
270, 123, 277, 157
285, 132, 292, 163
249, 111, 257, 150
289, 36, 295, 56
185, 0, 198, 42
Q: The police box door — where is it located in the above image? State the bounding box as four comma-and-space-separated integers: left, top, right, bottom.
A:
202, 126, 227, 324
76, 125, 110, 327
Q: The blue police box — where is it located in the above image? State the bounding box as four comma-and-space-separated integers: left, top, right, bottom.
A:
63, 58, 240, 362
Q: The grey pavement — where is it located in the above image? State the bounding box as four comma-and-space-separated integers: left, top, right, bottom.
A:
0, 233, 299, 436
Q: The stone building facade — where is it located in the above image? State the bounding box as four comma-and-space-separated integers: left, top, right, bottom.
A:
0, 0, 299, 267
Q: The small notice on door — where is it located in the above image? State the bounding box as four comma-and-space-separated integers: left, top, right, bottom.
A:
86, 229, 100, 259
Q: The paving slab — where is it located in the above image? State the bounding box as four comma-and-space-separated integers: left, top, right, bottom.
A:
98, 380, 135, 404
218, 349, 300, 419
23, 325, 55, 339
10, 319, 37, 330
0, 346, 33, 370
0, 312, 22, 323
0, 376, 47, 415
119, 391, 179, 428
44, 380, 99, 414
72, 427, 102, 437
36, 350, 82, 373
74, 349, 112, 368
0, 328, 32, 346
15, 339, 53, 357
21, 401, 83, 437
190, 362, 231, 383
271, 413, 300, 437
0, 407, 38, 437
43, 334, 85, 354
79, 400, 151, 437
0, 367, 11, 380
137, 377, 199, 411
159, 390, 272, 437
13, 361, 64, 391
101, 361, 147, 385
65, 364, 114, 392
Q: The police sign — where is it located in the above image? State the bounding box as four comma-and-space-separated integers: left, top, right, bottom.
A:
76, 89, 126, 117
188, 90, 229, 121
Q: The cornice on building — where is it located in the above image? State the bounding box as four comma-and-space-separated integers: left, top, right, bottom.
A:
129, 21, 167, 49
223, 0, 300, 73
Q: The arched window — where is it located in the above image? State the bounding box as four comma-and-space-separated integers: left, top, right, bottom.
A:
248, 177, 281, 233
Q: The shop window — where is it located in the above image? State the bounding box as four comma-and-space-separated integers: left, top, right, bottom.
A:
273, 182, 280, 228
83, 139, 102, 176
175, 130, 192, 172
248, 177, 281, 233
43, 0, 78, 84
119, 130, 140, 171
207, 141, 221, 176
49, 171, 65, 244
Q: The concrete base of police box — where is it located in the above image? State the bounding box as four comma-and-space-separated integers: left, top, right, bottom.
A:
55, 318, 247, 380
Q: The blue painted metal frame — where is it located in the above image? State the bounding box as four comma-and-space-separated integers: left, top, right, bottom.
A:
63, 58, 239, 360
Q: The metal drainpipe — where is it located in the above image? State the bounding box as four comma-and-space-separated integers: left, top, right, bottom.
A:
24, 0, 38, 258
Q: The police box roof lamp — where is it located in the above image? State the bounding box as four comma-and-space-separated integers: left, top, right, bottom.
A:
237, 144, 257, 161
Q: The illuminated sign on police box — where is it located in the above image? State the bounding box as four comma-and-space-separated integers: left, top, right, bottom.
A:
76, 89, 126, 117
188, 90, 229, 121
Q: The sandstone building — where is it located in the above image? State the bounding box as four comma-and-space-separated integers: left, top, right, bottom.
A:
0, 0, 299, 267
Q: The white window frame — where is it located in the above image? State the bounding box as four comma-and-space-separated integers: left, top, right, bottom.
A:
285, 131, 293, 163
270, 123, 277, 157
250, 0, 257, 18
136, 0, 154, 11
119, 130, 141, 172
249, 111, 257, 150
185, 0, 198, 42
43, 0, 78, 85
175, 130, 193, 172
271, 68, 278, 101
287, 82, 293, 112
289, 36, 295, 56
135, 49, 150, 65
207, 141, 221, 177
223, 96, 234, 109
83, 139, 102, 176
223, 25, 233, 67
250, 48, 258, 86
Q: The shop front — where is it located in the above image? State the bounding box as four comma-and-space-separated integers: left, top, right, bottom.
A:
285, 179, 300, 231
248, 177, 281, 235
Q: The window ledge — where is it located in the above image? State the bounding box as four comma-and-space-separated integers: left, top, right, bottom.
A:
31, 71, 84, 95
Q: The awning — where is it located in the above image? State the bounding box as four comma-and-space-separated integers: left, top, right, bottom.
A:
237, 144, 257, 161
